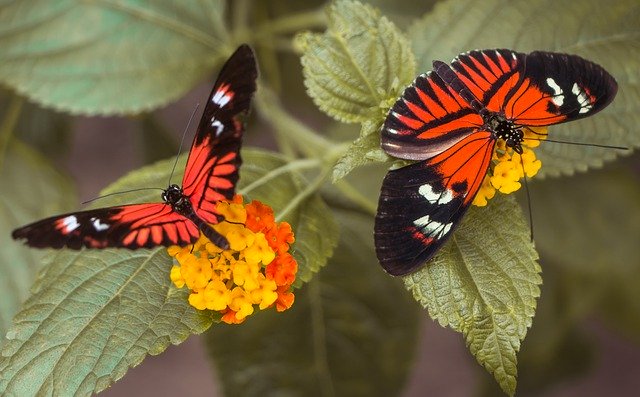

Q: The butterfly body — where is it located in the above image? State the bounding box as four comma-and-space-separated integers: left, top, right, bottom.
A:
13, 45, 257, 251
375, 49, 618, 276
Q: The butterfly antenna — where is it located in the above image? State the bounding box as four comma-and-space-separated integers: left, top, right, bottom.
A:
519, 158, 534, 242
82, 187, 165, 205
168, 103, 201, 187
523, 137, 629, 151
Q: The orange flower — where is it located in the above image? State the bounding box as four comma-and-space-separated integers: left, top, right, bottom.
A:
275, 286, 295, 312
266, 252, 298, 286
167, 195, 298, 325
266, 222, 295, 254
245, 200, 275, 233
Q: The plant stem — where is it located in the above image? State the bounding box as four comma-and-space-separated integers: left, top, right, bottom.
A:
255, 87, 334, 158
276, 165, 330, 222
255, 8, 326, 37
0, 96, 24, 172
334, 180, 377, 216
238, 158, 320, 196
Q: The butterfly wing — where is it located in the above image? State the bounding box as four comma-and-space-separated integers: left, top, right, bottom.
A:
375, 132, 495, 275
12, 203, 199, 249
381, 71, 484, 161
182, 44, 258, 224
449, 49, 617, 126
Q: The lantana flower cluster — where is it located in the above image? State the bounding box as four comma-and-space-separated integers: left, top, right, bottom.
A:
168, 195, 297, 324
473, 126, 548, 206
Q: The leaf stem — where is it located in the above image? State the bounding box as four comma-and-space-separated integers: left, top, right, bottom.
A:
307, 278, 336, 397
238, 158, 321, 196
255, 87, 333, 157
276, 166, 330, 222
255, 8, 326, 37
334, 180, 378, 216
0, 96, 24, 172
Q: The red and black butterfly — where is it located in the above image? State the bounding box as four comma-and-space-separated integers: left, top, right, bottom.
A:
12, 45, 257, 250
375, 49, 617, 276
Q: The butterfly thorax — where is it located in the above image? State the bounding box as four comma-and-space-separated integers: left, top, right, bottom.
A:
162, 184, 192, 215
486, 113, 524, 154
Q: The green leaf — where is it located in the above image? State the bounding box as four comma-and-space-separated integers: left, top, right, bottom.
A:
0, 147, 337, 395
0, 141, 75, 339
0, 1, 228, 115
408, 0, 640, 176
0, 248, 211, 396
298, 0, 415, 123
206, 209, 421, 397
404, 194, 541, 396
332, 120, 389, 182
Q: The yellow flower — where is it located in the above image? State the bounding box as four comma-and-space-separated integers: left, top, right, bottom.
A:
522, 126, 548, 148
472, 126, 548, 206
167, 196, 298, 325
490, 161, 522, 194
243, 232, 276, 265
472, 176, 496, 207
170, 265, 185, 288
228, 287, 255, 320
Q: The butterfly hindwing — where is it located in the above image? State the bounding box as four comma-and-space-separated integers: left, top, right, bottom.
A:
375, 132, 495, 275
11, 204, 200, 249
182, 44, 258, 224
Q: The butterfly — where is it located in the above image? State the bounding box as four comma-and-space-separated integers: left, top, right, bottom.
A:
374, 49, 618, 276
12, 45, 258, 251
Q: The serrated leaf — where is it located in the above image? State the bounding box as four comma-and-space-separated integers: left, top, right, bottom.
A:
408, 0, 640, 177
404, 194, 541, 396
0, 141, 75, 339
206, 209, 421, 397
299, 0, 415, 123
0, 147, 337, 395
332, 120, 389, 181
0, 1, 228, 115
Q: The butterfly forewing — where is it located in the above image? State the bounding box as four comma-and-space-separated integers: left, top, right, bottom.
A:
182, 44, 258, 224
11, 204, 199, 249
451, 49, 617, 125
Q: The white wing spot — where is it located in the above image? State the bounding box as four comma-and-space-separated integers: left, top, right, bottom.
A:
211, 89, 231, 107
418, 184, 454, 205
572, 83, 593, 114
90, 217, 110, 232
413, 215, 453, 239
62, 215, 80, 232
546, 78, 564, 107
210, 117, 224, 136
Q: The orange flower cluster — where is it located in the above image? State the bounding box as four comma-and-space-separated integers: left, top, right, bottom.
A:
473, 126, 548, 206
168, 195, 297, 324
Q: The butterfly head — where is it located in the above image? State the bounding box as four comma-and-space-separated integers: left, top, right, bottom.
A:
162, 184, 186, 207
488, 113, 524, 154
